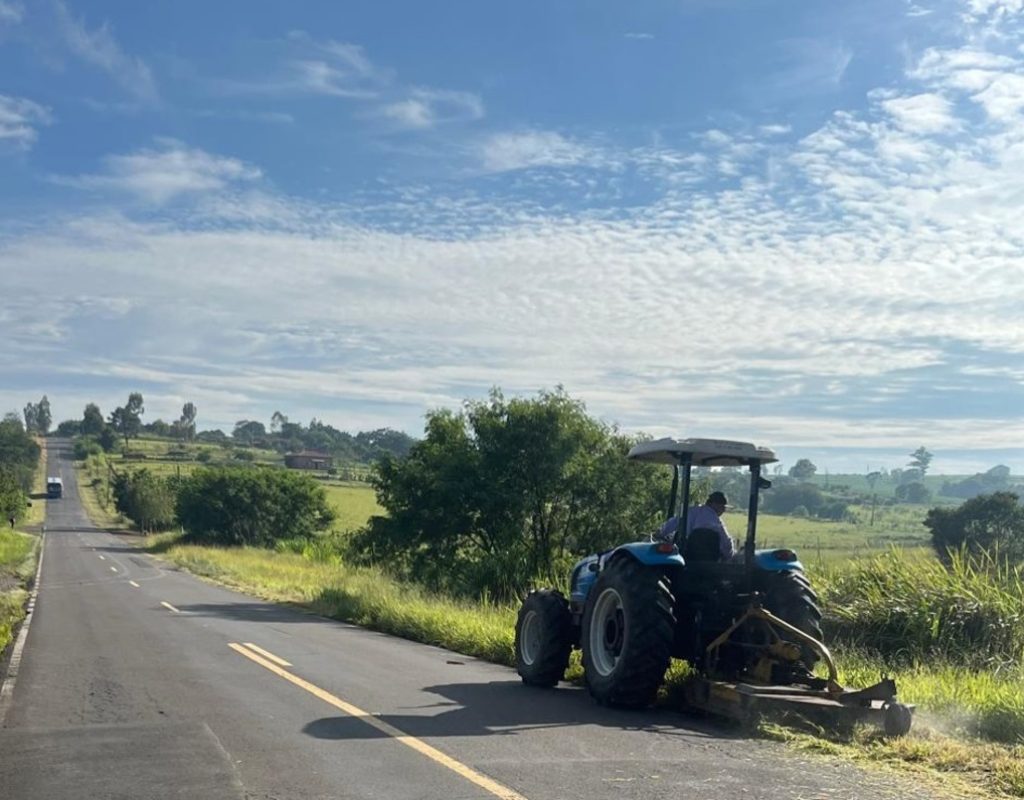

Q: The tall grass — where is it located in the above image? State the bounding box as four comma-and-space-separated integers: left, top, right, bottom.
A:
162, 543, 518, 665
819, 549, 1024, 667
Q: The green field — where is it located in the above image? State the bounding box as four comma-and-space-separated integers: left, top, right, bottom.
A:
725, 504, 932, 566
322, 482, 382, 531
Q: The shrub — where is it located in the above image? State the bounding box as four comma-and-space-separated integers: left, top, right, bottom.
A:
926, 492, 1024, 564
73, 437, 103, 460
896, 481, 932, 504
762, 483, 823, 515
112, 469, 177, 532
176, 467, 336, 546
196, 450, 213, 463
0, 468, 27, 524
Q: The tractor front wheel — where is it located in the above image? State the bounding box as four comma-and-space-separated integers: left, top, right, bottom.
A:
581, 558, 675, 708
515, 589, 572, 687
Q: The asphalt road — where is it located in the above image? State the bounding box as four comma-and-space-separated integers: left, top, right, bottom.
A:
0, 440, 940, 800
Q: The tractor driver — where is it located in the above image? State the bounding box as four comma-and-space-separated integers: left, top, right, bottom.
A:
658, 491, 735, 560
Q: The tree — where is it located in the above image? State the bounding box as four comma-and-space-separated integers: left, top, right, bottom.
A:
82, 403, 105, 436
179, 402, 197, 441
0, 415, 41, 492
908, 446, 933, 475
36, 396, 51, 435
895, 482, 932, 504
232, 420, 266, 445
109, 407, 139, 448
176, 467, 335, 546
127, 392, 145, 419
0, 467, 27, 524
350, 389, 670, 599
110, 393, 144, 447
23, 402, 38, 433
926, 492, 1024, 564
270, 411, 288, 434
56, 419, 81, 436
788, 458, 817, 481
761, 482, 824, 515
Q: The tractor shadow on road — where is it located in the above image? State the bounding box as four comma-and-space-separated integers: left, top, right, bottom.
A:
302, 679, 742, 743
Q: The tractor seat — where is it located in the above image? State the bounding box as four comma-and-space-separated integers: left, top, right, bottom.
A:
683, 527, 722, 563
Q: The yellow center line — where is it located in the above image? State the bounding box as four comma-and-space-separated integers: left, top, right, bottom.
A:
228, 643, 528, 800
242, 642, 292, 667
160, 601, 181, 613
129, 580, 140, 588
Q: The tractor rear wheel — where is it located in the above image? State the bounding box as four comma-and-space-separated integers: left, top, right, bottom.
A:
581, 558, 675, 708
515, 589, 572, 687
763, 570, 824, 669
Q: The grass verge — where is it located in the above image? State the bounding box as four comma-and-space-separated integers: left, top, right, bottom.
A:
0, 529, 39, 654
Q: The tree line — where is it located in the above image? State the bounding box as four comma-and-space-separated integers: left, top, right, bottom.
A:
0, 414, 41, 525
57, 393, 414, 467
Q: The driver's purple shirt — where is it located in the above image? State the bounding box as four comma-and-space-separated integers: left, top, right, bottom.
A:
687, 505, 734, 558
660, 504, 734, 558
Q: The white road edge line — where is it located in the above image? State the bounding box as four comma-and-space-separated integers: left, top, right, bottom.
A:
110, 566, 117, 572
98, 555, 105, 560
129, 580, 140, 588
0, 531, 45, 724
160, 601, 181, 614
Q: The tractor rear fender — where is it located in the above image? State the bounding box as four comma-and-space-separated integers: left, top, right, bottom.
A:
569, 543, 685, 609
753, 548, 806, 573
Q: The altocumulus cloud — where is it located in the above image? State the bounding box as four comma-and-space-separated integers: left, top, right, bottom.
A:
1, 0, 1023, 460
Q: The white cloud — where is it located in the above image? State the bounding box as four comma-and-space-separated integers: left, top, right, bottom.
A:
478, 130, 595, 172
379, 88, 484, 129
56, 140, 262, 203
0, 1, 23, 25
624, 32, 654, 40
965, 0, 1024, 20
55, 0, 157, 102
881, 92, 958, 132
0, 95, 51, 148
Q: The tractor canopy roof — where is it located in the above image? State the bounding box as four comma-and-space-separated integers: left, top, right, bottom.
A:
627, 437, 777, 467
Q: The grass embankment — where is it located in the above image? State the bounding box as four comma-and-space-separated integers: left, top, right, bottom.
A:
1, 438, 44, 654
156, 540, 517, 663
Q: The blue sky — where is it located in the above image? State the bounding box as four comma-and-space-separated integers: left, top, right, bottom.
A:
2, 0, 1024, 473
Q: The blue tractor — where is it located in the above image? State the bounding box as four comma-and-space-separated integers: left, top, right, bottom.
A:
514, 437, 912, 735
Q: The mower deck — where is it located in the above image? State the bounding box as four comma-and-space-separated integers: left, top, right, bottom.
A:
684, 677, 914, 736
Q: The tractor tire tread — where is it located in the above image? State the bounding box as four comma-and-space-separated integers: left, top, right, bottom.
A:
515, 589, 572, 687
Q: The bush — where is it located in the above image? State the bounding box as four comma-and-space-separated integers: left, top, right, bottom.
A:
761, 483, 823, 515
233, 450, 255, 461
176, 467, 336, 546
112, 469, 176, 532
895, 481, 932, 504
73, 437, 103, 460
926, 492, 1024, 564
0, 416, 40, 492
196, 450, 213, 463
0, 468, 27, 524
